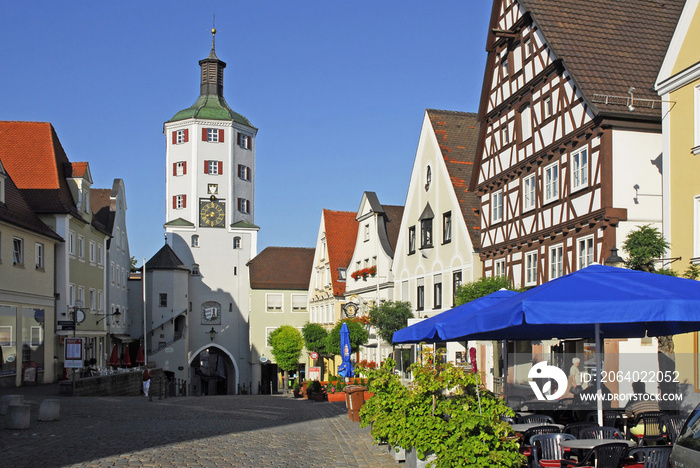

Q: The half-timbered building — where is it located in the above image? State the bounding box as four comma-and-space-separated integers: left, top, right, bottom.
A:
473, 0, 684, 286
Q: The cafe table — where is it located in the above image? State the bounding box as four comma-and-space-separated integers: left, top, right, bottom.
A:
560, 439, 635, 450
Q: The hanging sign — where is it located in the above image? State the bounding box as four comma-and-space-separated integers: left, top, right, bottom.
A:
64, 337, 84, 369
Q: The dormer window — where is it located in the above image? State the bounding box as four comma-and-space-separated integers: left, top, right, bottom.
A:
82, 189, 90, 213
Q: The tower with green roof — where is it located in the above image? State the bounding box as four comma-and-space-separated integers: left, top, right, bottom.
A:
161, 29, 258, 393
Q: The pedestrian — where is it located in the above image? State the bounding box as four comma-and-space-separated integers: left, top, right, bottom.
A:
143, 365, 151, 398
566, 357, 583, 397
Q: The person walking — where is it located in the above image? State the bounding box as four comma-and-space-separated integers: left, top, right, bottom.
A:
142, 365, 151, 398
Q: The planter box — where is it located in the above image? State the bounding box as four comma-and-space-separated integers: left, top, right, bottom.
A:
405, 447, 436, 468
363, 391, 374, 401
327, 392, 345, 402
388, 445, 406, 462
309, 392, 326, 402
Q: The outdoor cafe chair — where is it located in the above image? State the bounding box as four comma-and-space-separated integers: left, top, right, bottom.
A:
579, 426, 624, 440
521, 426, 562, 457
563, 422, 599, 439
628, 412, 664, 446
560, 442, 630, 468
520, 414, 556, 425
586, 410, 624, 431
531, 433, 576, 468
623, 446, 672, 468
500, 415, 516, 425
659, 414, 684, 445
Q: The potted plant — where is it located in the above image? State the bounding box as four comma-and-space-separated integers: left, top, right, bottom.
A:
293, 382, 302, 398
327, 379, 346, 402
307, 379, 325, 402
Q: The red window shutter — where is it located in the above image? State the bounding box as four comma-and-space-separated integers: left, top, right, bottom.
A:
202, 128, 207, 141
183, 194, 186, 208
172, 196, 176, 209
184, 129, 189, 142
173, 163, 177, 176
219, 129, 224, 142
218, 161, 223, 174
183, 161, 187, 174
204, 160, 209, 174
172, 132, 176, 145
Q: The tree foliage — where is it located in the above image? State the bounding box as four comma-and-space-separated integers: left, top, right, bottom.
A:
301, 322, 328, 355
368, 300, 413, 345
622, 225, 670, 272
267, 325, 304, 373
325, 318, 369, 356
454, 276, 520, 306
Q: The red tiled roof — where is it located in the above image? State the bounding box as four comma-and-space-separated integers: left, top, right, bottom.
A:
519, 0, 684, 118
91, 188, 114, 232
0, 121, 78, 214
427, 110, 481, 250
248, 247, 315, 290
323, 209, 358, 296
70, 162, 89, 178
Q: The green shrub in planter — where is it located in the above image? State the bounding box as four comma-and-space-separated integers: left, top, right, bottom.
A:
359, 358, 409, 447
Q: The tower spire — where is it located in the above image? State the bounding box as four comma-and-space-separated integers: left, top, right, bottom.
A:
211, 14, 216, 52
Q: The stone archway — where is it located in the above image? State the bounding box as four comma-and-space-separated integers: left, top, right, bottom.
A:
188, 344, 239, 395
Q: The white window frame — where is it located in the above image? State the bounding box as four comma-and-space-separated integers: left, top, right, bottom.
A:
191, 235, 199, 248
68, 230, 75, 256
175, 161, 185, 176
571, 147, 589, 191
233, 237, 241, 249
443, 212, 452, 243
89, 240, 96, 264
35, 242, 44, 270
265, 327, 277, 346
525, 251, 537, 286
175, 194, 185, 209
78, 235, 85, 259
176, 129, 187, 144
544, 96, 553, 118
13, 237, 24, 266
77, 286, 85, 306
89, 289, 96, 312
110, 262, 115, 284
578, 235, 595, 269
492, 190, 503, 223
238, 198, 250, 214
97, 290, 103, 312
207, 160, 220, 175
207, 128, 219, 142
494, 258, 506, 277
68, 284, 75, 306
364, 224, 370, 242
549, 244, 564, 280
238, 164, 250, 181
694, 84, 700, 152
291, 294, 307, 312
266, 293, 283, 313
520, 104, 532, 141
97, 244, 103, 266
544, 161, 559, 204
239, 133, 251, 149
523, 173, 536, 212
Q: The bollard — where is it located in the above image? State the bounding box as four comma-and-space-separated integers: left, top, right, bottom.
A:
38, 400, 60, 421
1, 395, 24, 415
158, 378, 163, 400
6, 404, 31, 430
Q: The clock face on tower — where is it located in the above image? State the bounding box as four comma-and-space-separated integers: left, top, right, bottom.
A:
199, 200, 226, 227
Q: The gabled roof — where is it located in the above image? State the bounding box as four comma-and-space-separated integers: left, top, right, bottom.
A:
164, 217, 195, 227
91, 188, 114, 232
427, 109, 481, 249
382, 204, 405, 253
323, 209, 358, 296
0, 160, 62, 241
517, 0, 684, 119
248, 247, 315, 290
145, 244, 189, 271
0, 121, 81, 216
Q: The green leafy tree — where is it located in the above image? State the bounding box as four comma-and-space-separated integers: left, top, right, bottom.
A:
302, 322, 329, 378
454, 276, 520, 306
130, 256, 138, 273
621, 224, 670, 272
368, 301, 413, 345
268, 325, 304, 392
325, 318, 369, 357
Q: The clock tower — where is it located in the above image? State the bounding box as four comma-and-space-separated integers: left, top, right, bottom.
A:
162, 29, 258, 394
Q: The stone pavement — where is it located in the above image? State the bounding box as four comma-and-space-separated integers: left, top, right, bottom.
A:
0, 384, 397, 467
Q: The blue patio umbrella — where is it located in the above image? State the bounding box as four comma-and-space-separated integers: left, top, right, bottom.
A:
436, 264, 700, 425
392, 289, 520, 344
337, 323, 354, 378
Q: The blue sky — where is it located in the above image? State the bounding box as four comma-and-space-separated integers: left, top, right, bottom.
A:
1, 1, 491, 262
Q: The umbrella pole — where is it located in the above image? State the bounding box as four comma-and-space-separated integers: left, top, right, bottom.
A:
502, 340, 508, 402
595, 323, 603, 427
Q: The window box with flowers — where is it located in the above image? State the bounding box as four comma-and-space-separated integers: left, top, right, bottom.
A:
350, 265, 377, 281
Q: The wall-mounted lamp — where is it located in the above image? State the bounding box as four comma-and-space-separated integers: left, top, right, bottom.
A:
96, 308, 121, 325
207, 327, 217, 341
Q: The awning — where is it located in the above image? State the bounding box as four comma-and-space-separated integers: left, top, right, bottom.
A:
111, 334, 137, 342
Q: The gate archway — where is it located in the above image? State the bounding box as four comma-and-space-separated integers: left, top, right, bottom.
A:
188, 344, 239, 395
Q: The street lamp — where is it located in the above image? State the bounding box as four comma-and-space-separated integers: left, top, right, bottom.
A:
604, 247, 625, 267
207, 327, 217, 341
96, 307, 122, 325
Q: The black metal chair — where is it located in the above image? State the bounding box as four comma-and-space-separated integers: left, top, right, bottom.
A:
560, 442, 629, 468
531, 433, 576, 468
626, 446, 672, 468
563, 422, 599, 439
586, 410, 624, 430
520, 414, 556, 424
629, 411, 665, 446
660, 414, 684, 445
579, 426, 624, 440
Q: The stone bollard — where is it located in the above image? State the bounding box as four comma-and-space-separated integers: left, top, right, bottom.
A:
0, 395, 24, 415
6, 404, 31, 430
38, 399, 60, 421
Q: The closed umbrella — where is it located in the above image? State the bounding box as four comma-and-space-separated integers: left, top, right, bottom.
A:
108, 344, 119, 367
337, 323, 354, 378
123, 344, 132, 367
135, 344, 145, 366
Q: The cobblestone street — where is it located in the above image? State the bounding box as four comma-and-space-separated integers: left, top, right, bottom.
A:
0, 385, 396, 467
